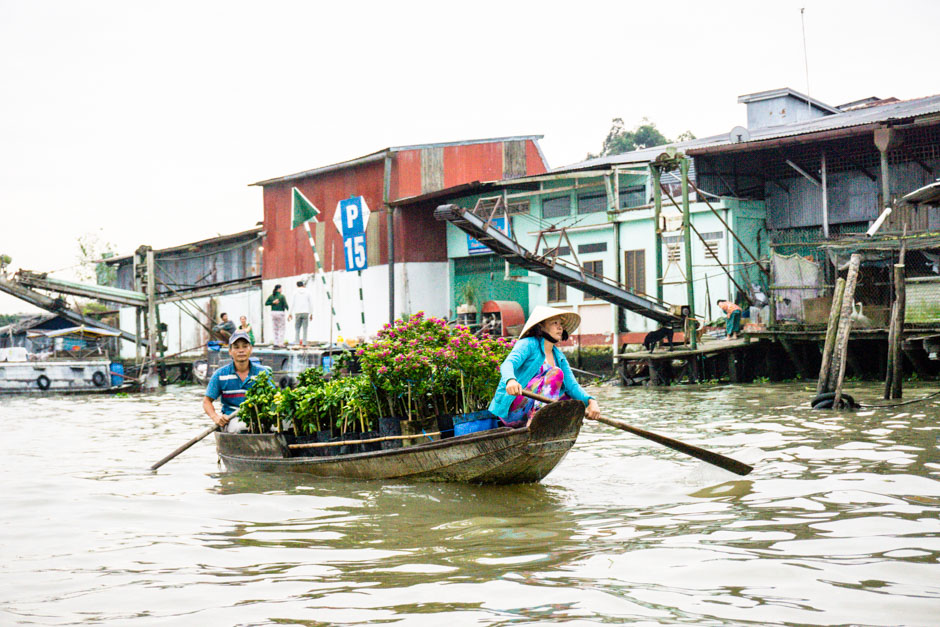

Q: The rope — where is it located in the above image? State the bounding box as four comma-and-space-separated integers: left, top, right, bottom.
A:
857, 389, 940, 408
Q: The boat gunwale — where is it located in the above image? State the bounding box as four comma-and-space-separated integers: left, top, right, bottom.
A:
216, 400, 585, 467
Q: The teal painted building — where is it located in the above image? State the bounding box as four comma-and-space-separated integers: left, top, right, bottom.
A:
403, 149, 769, 346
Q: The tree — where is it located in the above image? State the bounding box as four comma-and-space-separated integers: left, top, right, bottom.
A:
587, 117, 696, 159
76, 231, 118, 285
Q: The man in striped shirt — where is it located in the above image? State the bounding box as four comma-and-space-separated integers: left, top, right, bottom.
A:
202, 331, 270, 432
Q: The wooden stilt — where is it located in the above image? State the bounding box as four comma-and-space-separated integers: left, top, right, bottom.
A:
816, 277, 846, 394
846, 345, 864, 379
891, 263, 906, 398
832, 254, 862, 409
728, 350, 740, 383
780, 338, 811, 379
903, 344, 932, 380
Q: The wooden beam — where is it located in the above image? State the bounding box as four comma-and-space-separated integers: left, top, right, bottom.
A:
786, 159, 821, 187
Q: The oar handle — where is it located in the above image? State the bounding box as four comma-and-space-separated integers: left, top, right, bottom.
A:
518, 389, 753, 476
150, 424, 219, 471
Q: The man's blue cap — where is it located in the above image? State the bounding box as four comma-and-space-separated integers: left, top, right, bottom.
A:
229, 331, 252, 346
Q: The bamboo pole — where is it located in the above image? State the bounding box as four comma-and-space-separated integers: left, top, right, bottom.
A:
890, 263, 906, 399
289, 430, 444, 449
832, 254, 862, 409
816, 277, 846, 394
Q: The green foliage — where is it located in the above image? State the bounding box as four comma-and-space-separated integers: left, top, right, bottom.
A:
236, 312, 515, 437
76, 231, 118, 285
0, 313, 21, 326
240, 370, 280, 434
587, 117, 696, 159
357, 311, 514, 419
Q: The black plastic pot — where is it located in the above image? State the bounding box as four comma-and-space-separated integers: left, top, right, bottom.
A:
379, 416, 403, 450
436, 413, 455, 439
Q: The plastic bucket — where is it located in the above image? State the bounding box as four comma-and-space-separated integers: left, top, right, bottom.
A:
453, 411, 498, 436
109, 362, 124, 387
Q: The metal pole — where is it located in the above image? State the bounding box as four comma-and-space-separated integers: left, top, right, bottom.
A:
303, 221, 342, 338
651, 165, 664, 301
145, 247, 157, 366
383, 152, 395, 324
821, 150, 829, 238
681, 158, 696, 350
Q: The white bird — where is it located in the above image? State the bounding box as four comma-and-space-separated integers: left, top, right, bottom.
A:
850, 301, 872, 327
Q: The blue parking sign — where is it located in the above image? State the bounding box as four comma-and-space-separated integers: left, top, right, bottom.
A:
333, 196, 371, 271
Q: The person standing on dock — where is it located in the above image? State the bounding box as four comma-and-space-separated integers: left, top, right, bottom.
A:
265, 284, 288, 347
489, 305, 601, 428
202, 331, 269, 432
717, 299, 742, 339
288, 279, 313, 347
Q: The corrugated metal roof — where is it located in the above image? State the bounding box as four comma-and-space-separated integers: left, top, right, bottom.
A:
689, 93, 940, 155
902, 181, 940, 206
737, 87, 841, 114
250, 135, 545, 187
552, 134, 725, 174
559, 93, 940, 171
103, 227, 263, 265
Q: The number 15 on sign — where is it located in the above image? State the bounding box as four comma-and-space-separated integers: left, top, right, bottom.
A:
344, 235, 367, 271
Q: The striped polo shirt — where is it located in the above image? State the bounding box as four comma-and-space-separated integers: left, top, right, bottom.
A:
205, 360, 271, 415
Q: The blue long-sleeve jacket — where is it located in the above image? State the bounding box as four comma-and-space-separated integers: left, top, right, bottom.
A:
488, 336, 593, 418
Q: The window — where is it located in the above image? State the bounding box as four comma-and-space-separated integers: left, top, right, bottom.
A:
703, 240, 721, 261
542, 196, 569, 219
583, 260, 604, 300
578, 242, 607, 254
577, 191, 606, 214
547, 277, 567, 303
702, 231, 722, 261
619, 186, 646, 209
666, 245, 682, 263
542, 246, 571, 256
624, 250, 645, 294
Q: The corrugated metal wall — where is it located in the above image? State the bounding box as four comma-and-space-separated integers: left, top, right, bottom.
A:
261, 139, 549, 280
765, 157, 939, 230
113, 234, 261, 294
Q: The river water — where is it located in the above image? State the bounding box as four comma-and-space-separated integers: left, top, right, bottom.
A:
1, 382, 938, 626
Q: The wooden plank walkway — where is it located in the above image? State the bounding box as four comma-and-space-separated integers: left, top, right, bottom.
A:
617, 337, 751, 362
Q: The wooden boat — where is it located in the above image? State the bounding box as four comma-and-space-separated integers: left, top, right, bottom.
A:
215, 400, 585, 484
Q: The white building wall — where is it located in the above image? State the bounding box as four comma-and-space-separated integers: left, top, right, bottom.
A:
260, 261, 449, 345
115, 288, 262, 359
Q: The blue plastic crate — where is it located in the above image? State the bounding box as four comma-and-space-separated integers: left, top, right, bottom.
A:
453, 411, 498, 436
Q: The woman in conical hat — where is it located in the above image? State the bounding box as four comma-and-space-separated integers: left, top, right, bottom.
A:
488, 305, 601, 428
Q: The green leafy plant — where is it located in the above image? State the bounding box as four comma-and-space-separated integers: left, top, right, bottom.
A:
240, 370, 280, 433
356, 311, 513, 419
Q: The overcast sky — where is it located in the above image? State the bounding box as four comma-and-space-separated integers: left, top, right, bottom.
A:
2, 0, 938, 313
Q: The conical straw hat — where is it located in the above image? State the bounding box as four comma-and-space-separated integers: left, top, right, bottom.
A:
518, 305, 581, 339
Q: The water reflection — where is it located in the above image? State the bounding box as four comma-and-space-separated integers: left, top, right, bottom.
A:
211, 474, 585, 590
1, 382, 938, 625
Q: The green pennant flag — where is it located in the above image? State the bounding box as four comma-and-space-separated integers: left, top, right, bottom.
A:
291, 187, 320, 229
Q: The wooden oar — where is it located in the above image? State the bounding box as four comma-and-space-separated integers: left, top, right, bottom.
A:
520, 389, 753, 476
150, 424, 219, 471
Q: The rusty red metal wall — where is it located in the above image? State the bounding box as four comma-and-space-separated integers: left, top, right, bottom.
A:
442, 142, 503, 188
525, 140, 548, 175
262, 159, 386, 279
394, 149, 421, 199
262, 138, 549, 279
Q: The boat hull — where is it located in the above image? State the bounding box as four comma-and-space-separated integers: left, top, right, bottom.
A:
216, 400, 584, 484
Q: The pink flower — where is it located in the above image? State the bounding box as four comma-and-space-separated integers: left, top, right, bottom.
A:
378, 366, 388, 374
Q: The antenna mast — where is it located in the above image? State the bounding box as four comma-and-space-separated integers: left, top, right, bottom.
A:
801, 7, 811, 115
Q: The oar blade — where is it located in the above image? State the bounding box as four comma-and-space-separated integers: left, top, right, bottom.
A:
593, 415, 753, 476
517, 389, 753, 476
